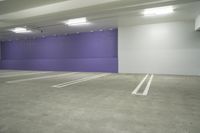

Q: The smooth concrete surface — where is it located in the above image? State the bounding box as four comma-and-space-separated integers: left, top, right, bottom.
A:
0, 70, 200, 133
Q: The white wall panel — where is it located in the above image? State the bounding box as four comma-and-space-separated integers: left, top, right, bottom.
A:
195, 15, 200, 31
119, 21, 200, 76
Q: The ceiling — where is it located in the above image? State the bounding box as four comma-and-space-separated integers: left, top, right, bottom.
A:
0, 0, 200, 41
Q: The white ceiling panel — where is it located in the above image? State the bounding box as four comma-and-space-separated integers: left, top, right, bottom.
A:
0, 0, 200, 40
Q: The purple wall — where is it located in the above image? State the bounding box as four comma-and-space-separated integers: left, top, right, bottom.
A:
0, 42, 1, 69
0, 30, 118, 72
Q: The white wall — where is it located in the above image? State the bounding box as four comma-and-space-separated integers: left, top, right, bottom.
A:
195, 15, 200, 31
119, 21, 200, 76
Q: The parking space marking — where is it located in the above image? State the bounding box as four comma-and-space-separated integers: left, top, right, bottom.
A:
0, 71, 50, 78
143, 75, 154, 96
132, 74, 149, 95
0, 71, 36, 75
132, 74, 154, 96
52, 73, 110, 88
6, 72, 77, 83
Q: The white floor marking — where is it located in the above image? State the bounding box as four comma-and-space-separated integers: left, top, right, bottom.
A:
0, 71, 16, 74
0, 71, 50, 78
0, 71, 34, 75
6, 72, 77, 83
132, 74, 154, 96
132, 74, 149, 95
143, 75, 154, 96
52, 73, 110, 88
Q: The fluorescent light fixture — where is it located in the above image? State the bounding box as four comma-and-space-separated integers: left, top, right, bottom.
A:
10, 27, 32, 33
67, 22, 91, 26
143, 6, 174, 16
64, 17, 90, 26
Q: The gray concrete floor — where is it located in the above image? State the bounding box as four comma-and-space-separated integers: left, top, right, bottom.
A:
0, 70, 200, 133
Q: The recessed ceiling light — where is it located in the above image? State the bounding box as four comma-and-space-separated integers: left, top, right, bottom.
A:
10, 27, 32, 34
64, 17, 91, 26
68, 22, 91, 26
143, 6, 174, 16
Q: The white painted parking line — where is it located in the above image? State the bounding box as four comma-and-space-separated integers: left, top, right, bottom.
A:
6, 72, 77, 83
0, 71, 50, 78
0, 70, 36, 74
132, 74, 149, 95
132, 74, 154, 96
0, 71, 16, 74
52, 73, 110, 88
143, 75, 154, 96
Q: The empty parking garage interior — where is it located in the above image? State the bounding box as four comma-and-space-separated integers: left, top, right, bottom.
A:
0, 0, 200, 133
